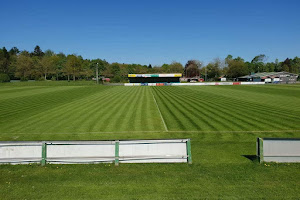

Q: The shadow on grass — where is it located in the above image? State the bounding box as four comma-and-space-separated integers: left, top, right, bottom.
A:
242, 155, 258, 162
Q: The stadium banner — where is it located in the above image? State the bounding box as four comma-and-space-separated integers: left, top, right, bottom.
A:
128, 74, 182, 78
257, 138, 300, 163
124, 83, 141, 86
124, 82, 266, 86
240, 82, 265, 85
233, 82, 241, 85
128, 74, 136, 77
0, 139, 192, 165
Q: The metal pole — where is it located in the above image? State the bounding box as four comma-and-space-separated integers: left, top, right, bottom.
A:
41, 142, 47, 166
96, 63, 99, 84
186, 139, 192, 164
205, 67, 207, 82
115, 140, 119, 166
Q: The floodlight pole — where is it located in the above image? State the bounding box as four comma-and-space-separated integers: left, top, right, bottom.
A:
198, 62, 202, 81
96, 63, 99, 84
205, 66, 207, 82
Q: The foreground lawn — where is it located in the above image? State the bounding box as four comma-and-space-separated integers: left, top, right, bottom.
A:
0, 131, 299, 199
0, 82, 299, 199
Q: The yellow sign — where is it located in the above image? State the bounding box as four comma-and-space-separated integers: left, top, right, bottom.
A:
128, 74, 136, 77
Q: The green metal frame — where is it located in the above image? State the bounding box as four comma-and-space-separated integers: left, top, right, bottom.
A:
115, 140, 119, 166
187, 139, 192, 164
41, 142, 47, 166
258, 138, 264, 163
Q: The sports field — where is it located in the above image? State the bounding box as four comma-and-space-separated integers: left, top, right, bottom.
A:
0, 82, 300, 199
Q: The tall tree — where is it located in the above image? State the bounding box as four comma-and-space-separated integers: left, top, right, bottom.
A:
9, 47, 20, 55
169, 62, 184, 73
0, 47, 10, 74
31, 45, 44, 57
65, 54, 81, 81
15, 51, 34, 80
39, 55, 56, 80
225, 55, 233, 65
184, 60, 201, 77
205, 60, 221, 81
226, 59, 248, 79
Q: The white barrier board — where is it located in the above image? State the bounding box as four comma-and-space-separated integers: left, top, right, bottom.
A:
257, 138, 300, 163
119, 140, 187, 163
0, 139, 191, 164
0, 142, 42, 164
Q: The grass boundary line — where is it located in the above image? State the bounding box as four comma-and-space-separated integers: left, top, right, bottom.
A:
150, 88, 168, 132
1, 130, 299, 135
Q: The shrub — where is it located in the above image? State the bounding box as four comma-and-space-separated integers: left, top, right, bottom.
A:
111, 75, 121, 83
20, 77, 28, 81
0, 74, 10, 82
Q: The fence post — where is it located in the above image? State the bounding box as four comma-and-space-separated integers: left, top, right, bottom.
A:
258, 138, 264, 163
115, 140, 119, 166
187, 139, 192, 164
41, 142, 47, 166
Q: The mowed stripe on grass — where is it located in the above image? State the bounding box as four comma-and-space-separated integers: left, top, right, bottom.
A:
152, 85, 300, 131
0, 84, 299, 139
0, 83, 300, 199
0, 86, 165, 136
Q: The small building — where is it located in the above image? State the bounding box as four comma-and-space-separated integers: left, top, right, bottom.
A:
128, 74, 182, 83
238, 72, 298, 84
180, 76, 204, 82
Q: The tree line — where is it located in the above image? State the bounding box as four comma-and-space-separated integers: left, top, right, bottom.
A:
184, 55, 300, 81
0, 45, 299, 82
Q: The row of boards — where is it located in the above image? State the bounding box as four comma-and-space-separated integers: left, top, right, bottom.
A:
0, 138, 299, 165
124, 82, 266, 86
0, 139, 191, 165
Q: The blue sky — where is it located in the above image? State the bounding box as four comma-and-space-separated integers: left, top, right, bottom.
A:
1, 0, 300, 65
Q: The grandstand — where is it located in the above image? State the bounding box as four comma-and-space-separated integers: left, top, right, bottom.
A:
128, 74, 182, 83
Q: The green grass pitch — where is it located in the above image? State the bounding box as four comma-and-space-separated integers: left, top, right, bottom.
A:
0, 82, 300, 199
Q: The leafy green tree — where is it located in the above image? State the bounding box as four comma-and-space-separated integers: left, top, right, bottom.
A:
9, 47, 20, 55
226, 59, 248, 79
251, 54, 266, 63
205, 60, 221, 81
291, 57, 300, 74
15, 51, 34, 80
55, 53, 67, 80
0, 47, 10, 74
80, 59, 93, 80
265, 62, 275, 72
111, 63, 121, 76
169, 62, 184, 73
65, 55, 82, 81
225, 55, 233, 65
0, 73, 10, 82
274, 59, 281, 72
91, 59, 108, 78
161, 64, 170, 73
40, 55, 56, 80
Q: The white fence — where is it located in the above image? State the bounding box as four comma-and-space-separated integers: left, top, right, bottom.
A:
124, 82, 265, 86
257, 138, 300, 163
0, 139, 192, 165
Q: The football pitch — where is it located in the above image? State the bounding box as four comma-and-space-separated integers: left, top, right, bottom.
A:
0, 82, 300, 199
